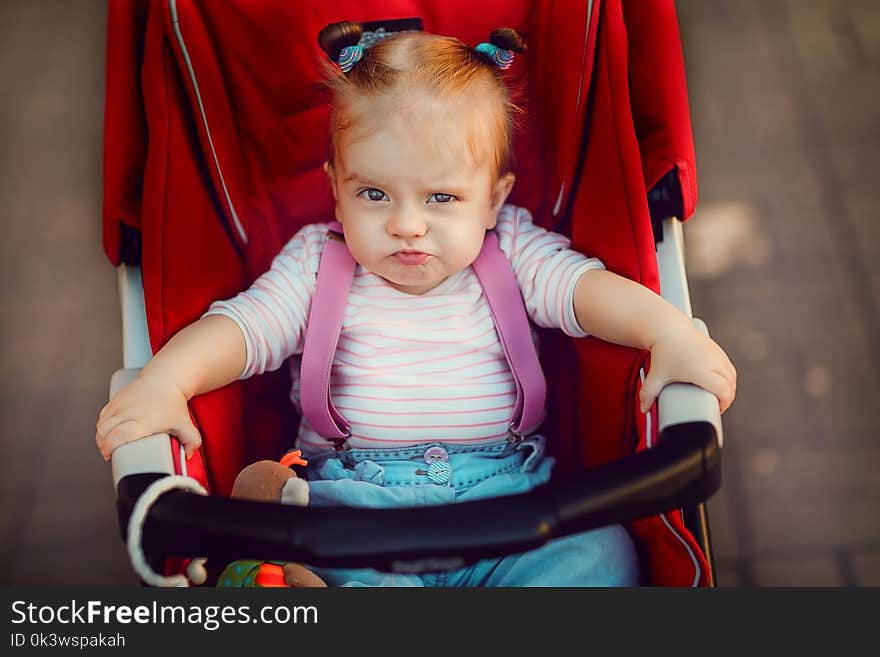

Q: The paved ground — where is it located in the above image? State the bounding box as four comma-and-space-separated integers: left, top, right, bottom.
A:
0, 0, 877, 586
679, 0, 880, 586
0, 1, 137, 585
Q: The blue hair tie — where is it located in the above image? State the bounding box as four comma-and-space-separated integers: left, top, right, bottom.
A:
474, 42, 515, 70
338, 45, 364, 73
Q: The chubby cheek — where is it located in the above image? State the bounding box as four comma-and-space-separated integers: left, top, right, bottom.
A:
341, 229, 380, 268
439, 224, 487, 269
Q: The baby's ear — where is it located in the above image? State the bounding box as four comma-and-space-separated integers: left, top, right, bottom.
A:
324, 161, 338, 200
491, 172, 515, 213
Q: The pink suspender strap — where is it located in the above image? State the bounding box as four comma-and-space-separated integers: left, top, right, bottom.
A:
471, 231, 547, 436
299, 221, 354, 445
300, 224, 547, 446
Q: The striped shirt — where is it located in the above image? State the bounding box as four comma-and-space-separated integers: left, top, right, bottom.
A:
205, 204, 604, 455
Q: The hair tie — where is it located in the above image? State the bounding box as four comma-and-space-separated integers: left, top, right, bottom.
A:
338, 45, 364, 73
474, 42, 515, 70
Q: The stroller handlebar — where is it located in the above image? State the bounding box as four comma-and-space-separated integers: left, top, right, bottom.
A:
114, 415, 720, 575
657, 321, 724, 448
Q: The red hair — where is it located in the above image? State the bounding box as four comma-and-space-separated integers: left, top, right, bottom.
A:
323, 31, 523, 178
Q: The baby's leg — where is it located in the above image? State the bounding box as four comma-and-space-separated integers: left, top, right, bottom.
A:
310, 566, 424, 587
304, 478, 430, 587
458, 524, 640, 587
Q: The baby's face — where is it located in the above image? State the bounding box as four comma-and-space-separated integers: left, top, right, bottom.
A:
327, 107, 513, 295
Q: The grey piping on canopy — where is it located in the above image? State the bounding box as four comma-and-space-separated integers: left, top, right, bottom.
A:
168, 0, 249, 246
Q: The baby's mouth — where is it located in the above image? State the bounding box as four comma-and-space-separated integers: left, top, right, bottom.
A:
393, 251, 430, 265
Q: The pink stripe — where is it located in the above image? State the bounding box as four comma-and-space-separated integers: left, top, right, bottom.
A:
273, 266, 310, 316
333, 355, 508, 379
301, 230, 323, 265
246, 282, 290, 348
257, 273, 307, 324
556, 260, 585, 332
350, 284, 483, 301
350, 277, 480, 294
234, 302, 277, 374
334, 404, 513, 416
339, 323, 498, 348
329, 378, 513, 389
344, 418, 507, 430
458, 368, 515, 381
332, 390, 513, 403
333, 346, 501, 368
344, 314, 494, 332
427, 356, 507, 375
521, 231, 568, 266
514, 231, 545, 269
343, 432, 511, 444
540, 251, 571, 323
333, 339, 497, 363
345, 299, 480, 314
500, 207, 521, 260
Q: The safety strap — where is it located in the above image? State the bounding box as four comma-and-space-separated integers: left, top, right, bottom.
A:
298, 223, 356, 444
300, 221, 546, 448
471, 231, 547, 436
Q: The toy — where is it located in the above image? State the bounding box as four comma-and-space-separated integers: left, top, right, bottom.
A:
217, 452, 326, 587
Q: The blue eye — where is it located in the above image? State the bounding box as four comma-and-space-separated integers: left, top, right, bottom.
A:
428, 193, 455, 203
359, 188, 389, 202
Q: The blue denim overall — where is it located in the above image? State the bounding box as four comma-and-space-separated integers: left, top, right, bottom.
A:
304, 435, 640, 587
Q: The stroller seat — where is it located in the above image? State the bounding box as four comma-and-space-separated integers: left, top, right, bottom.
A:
103, 0, 721, 586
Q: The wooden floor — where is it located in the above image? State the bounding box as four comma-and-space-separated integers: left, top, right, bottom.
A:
0, 0, 877, 586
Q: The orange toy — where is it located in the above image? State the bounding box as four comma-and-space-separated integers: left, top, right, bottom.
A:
221, 452, 326, 588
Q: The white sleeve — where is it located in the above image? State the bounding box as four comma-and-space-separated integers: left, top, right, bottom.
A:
202, 223, 328, 378
495, 205, 605, 337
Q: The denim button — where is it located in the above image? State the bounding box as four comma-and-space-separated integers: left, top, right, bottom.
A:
426, 460, 452, 484
424, 446, 449, 464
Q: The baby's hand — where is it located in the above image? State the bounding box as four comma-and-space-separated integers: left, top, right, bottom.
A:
640, 322, 737, 415
95, 373, 202, 461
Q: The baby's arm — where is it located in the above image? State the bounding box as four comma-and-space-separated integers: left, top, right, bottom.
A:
96, 224, 325, 461
573, 269, 737, 413
95, 314, 246, 460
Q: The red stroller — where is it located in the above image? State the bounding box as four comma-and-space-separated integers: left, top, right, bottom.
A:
103, 0, 723, 586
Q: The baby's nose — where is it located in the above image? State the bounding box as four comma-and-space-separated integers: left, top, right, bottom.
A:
386, 209, 427, 238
